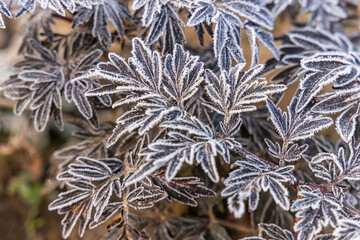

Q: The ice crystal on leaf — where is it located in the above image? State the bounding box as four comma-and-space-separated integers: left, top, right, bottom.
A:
50, 134, 215, 238
333, 217, 360, 240
72, 0, 132, 48
291, 186, 347, 240
15, 0, 103, 18
0, 35, 110, 131
204, 64, 286, 121
222, 157, 295, 218
84, 38, 204, 147
187, 0, 278, 70
125, 116, 240, 184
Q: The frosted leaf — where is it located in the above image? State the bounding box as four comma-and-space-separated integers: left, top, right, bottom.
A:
264, 138, 281, 159
298, 0, 347, 29
291, 187, 347, 240
310, 146, 360, 183
312, 88, 360, 114
163, 43, 204, 105
49, 156, 124, 238
312, 88, 360, 143
187, 1, 215, 26
222, 1, 273, 30
151, 176, 215, 207
83, 38, 205, 147
212, 9, 246, 70
121, 134, 215, 208
336, 104, 360, 143
296, 52, 360, 113
0, 0, 11, 28
1, 35, 108, 132
72, 0, 132, 48
15, 0, 102, 18
186, 0, 277, 69
146, 5, 185, 54
266, 98, 332, 142
267, 0, 292, 17
222, 160, 294, 218
265, 28, 356, 103
284, 143, 308, 162
126, 116, 240, 184
204, 64, 285, 123
266, 99, 287, 139
259, 223, 294, 240
256, 27, 279, 60
333, 217, 360, 240
301, 53, 355, 72
133, 0, 162, 27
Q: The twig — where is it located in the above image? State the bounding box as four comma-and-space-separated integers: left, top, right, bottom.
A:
214, 219, 254, 233
52, 13, 73, 22
232, 145, 278, 169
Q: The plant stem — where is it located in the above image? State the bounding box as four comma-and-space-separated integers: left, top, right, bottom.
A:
52, 13, 73, 22
214, 219, 254, 233
232, 145, 278, 169
279, 138, 289, 167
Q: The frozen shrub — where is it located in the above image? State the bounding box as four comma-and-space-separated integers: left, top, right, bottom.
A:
1, 0, 360, 239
